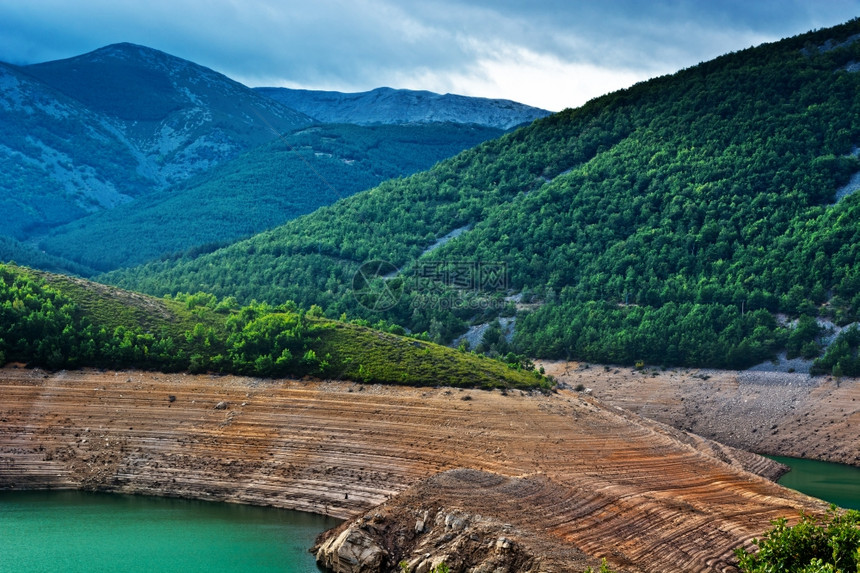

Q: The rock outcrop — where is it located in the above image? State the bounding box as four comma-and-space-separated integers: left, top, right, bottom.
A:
314, 470, 598, 572
316, 522, 389, 573
0, 366, 828, 572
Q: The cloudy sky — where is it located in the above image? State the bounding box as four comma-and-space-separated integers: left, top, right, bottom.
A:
1, 1, 859, 111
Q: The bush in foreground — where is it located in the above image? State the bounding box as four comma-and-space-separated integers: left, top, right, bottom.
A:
735, 507, 860, 572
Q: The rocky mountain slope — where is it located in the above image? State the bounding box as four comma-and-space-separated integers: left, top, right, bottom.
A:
0, 43, 310, 246
0, 367, 824, 572
22, 43, 312, 186
255, 86, 551, 129
0, 61, 150, 238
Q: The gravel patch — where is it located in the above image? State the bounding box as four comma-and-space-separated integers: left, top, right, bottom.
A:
745, 352, 814, 376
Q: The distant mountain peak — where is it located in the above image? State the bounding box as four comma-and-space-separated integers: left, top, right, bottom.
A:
0, 43, 312, 241
255, 86, 551, 129
18, 42, 310, 182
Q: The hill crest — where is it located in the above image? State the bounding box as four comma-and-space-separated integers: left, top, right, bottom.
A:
255, 86, 551, 129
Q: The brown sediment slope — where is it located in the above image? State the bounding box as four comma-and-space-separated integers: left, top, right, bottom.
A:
540, 361, 860, 467
0, 366, 828, 572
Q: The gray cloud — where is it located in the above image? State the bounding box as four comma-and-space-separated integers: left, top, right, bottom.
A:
1, 0, 859, 110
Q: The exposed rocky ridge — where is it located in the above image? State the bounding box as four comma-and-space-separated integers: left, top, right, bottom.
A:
0, 367, 828, 572
255, 87, 551, 129
541, 361, 860, 467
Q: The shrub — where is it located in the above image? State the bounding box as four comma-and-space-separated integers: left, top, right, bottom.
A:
735, 507, 860, 572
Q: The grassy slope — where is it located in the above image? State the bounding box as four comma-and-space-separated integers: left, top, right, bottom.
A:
315, 320, 546, 389
4, 264, 547, 390
36, 270, 218, 340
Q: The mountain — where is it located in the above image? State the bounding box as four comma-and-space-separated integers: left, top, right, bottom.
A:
0, 43, 311, 244
2, 43, 543, 273
0, 61, 152, 238
103, 19, 860, 374
21, 43, 312, 186
255, 86, 551, 129
35, 122, 503, 272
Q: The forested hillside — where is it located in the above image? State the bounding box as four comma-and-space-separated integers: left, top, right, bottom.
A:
0, 264, 548, 389
0, 237, 95, 277
35, 122, 503, 271
103, 20, 860, 373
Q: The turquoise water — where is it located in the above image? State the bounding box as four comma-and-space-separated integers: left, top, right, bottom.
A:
0, 490, 339, 573
770, 456, 860, 510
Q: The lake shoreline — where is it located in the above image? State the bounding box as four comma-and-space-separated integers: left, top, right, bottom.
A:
0, 365, 835, 572
767, 455, 860, 510
0, 489, 338, 572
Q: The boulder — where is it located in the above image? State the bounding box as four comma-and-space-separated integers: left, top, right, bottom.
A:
315, 522, 388, 573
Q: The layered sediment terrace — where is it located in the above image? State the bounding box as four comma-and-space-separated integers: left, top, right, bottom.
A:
0, 366, 828, 572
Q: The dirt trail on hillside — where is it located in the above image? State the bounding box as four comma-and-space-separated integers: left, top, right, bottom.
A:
540, 362, 860, 467
0, 366, 831, 572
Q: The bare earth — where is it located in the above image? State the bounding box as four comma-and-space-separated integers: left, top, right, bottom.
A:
540, 362, 860, 467
0, 366, 834, 572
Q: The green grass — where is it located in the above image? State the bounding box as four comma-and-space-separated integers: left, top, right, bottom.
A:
4, 264, 550, 390
316, 320, 551, 390
34, 270, 223, 340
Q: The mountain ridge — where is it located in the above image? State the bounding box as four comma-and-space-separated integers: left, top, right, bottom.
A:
21, 42, 313, 184
1, 42, 552, 272
255, 85, 551, 129
0, 42, 312, 243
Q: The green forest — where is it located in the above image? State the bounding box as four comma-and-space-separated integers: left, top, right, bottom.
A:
104, 20, 860, 374
0, 263, 549, 390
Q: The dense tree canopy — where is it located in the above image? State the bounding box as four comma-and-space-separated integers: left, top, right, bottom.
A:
103, 20, 860, 371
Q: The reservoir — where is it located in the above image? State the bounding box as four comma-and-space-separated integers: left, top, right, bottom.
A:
770, 456, 860, 510
0, 490, 339, 573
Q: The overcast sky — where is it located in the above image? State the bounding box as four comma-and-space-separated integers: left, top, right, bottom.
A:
1, 1, 859, 111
